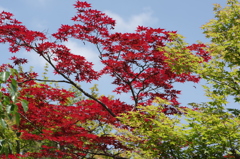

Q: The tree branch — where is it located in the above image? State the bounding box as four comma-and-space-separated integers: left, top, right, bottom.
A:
32, 45, 117, 117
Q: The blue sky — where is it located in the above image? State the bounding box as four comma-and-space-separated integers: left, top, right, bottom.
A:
1, 0, 234, 107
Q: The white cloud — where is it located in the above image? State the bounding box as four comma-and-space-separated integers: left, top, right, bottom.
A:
21, 51, 47, 68
104, 8, 158, 33
64, 40, 104, 71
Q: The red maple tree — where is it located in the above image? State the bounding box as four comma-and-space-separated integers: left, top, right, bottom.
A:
0, 1, 210, 158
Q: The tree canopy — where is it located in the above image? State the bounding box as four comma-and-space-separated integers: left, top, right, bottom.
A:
0, 0, 239, 158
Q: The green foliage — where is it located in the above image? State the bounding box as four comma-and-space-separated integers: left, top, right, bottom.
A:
201, 0, 240, 103
0, 125, 20, 156
113, 98, 240, 158
0, 68, 29, 155
183, 107, 240, 158
160, 33, 205, 75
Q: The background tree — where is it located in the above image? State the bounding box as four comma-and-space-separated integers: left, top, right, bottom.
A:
200, 0, 240, 106
113, 98, 240, 159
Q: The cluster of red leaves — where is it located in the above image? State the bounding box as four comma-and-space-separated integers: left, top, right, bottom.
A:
52, 1, 210, 107
75, 96, 132, 124
0, 154, 24, 159
0, 11, 46, 53
9, 56, 27, 65
53, 1, 115, 42
12, 81, 129, 158
35, 42, 100, 82
0, 1, 211, 158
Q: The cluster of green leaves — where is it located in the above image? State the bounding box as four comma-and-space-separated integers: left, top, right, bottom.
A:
0, 69, 28, 155
113, 98, 240, 158
200, 0, 240, 104
161, 33, 205, 75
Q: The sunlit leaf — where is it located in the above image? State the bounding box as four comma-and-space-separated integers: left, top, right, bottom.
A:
21, 100, 29, 112
0, 72, 10, 83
